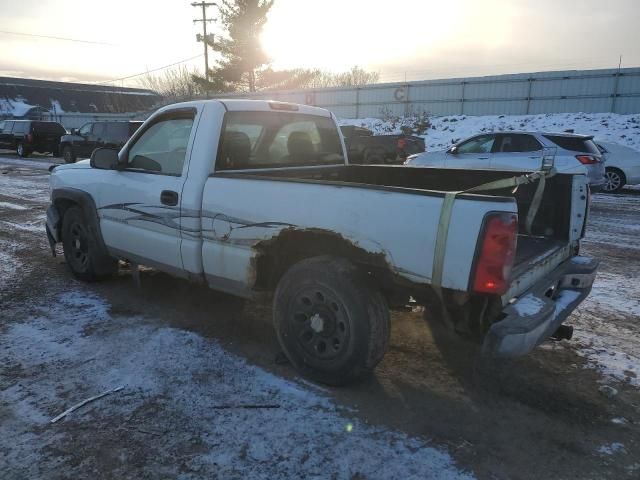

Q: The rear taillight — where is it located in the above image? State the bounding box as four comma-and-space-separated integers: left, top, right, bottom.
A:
575, 155, 599, 164
472, 213, 518, 295
26, 133, 33, 142
397, 138, 407, 150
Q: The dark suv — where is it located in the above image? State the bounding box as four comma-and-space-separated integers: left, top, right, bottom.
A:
0, 120, 67, 157
59, 121, 143, 163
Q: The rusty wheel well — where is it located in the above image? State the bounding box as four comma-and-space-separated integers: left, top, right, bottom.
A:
253, 228, 400, 298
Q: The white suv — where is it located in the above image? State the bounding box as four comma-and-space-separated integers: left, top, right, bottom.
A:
406, 131, 606, 190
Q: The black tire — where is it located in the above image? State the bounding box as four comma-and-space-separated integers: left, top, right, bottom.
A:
603, 167, 626, 193
273, 255, 390, 386
16, 142, 29, 157
62, 145, 76, 164
62, 206, 117, 281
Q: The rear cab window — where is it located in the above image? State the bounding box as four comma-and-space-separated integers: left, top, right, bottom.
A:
544, 135, 600, 155
215, 111, 344, 171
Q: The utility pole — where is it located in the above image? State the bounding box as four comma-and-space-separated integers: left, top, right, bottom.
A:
191, 2, 217, 82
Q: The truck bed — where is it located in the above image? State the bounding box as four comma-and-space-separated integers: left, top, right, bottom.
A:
216, 164, 577, 275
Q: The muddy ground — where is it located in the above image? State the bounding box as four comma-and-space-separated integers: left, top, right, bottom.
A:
1, 153, 639, 479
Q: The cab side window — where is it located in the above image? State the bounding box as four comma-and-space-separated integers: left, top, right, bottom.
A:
456, 135, 495, 154
78, 123, 93, 136
126, 113, 194, 176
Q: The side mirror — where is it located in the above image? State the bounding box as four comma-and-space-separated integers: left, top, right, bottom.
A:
90, 148, 119, 170
448, 146, 458, 154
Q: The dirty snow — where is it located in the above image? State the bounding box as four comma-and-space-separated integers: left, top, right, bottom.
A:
597, 442, 627, 456
0, 156, 58, 170
0, 239, 21, 291
0, 201, 29, 210
568, 190, 640, 387
1, 286, 473, 479
0, 218, 45, 234
340, 112, 640, 153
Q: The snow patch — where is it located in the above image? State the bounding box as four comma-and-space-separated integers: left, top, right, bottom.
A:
597, 442, 626, 456
0, 239, 21, 291
340, 112, 640, 153
0, 201, 29, 211
3, 288, 474, 479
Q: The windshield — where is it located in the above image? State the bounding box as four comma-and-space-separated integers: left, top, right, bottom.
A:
216, 111, 344, 170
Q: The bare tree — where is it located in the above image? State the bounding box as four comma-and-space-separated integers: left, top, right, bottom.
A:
137, 65, 203, 101
265, 66, 380, 90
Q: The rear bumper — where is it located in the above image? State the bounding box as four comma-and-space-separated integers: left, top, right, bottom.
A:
482, 255, 598, 357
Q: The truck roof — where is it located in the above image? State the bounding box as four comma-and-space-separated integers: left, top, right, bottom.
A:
156, 98, 332, 118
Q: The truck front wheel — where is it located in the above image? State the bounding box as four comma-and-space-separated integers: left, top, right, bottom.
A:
273, 256, 390, 386
62, 206, 117, 281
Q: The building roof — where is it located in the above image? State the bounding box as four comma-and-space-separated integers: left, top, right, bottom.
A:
0, 76, 161, 117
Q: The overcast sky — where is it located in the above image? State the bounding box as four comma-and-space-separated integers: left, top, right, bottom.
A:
1, 0, 639, 86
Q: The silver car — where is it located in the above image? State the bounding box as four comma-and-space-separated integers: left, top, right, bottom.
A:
406, 131, 606, 189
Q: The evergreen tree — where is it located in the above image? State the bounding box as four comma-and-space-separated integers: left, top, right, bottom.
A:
196, 0, 274, 92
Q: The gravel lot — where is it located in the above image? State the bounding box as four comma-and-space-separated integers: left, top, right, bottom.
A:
1, 152, 639, 479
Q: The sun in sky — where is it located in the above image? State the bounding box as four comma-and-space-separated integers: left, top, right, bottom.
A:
260, 0, 510, 73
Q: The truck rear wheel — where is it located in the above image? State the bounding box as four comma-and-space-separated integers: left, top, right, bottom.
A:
62, 206, 117, 281
273, 256, 390, 386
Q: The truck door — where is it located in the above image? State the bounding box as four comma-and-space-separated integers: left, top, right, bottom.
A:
96, 108, 196, 273
445, 134, 496, 170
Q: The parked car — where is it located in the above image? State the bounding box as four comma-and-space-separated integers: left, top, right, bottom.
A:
59, 121, 143, 163
406, 131, 606, 190
46, 100, 597, 385
595, 141, 640, 193
0, 120, 67, 157
340, 125, 425, 165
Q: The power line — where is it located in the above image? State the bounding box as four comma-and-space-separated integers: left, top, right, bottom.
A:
94, 54, 204, 85
0, 30, 115, 46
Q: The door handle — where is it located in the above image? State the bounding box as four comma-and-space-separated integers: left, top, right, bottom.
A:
160, 190, 179, 206
478, 157, 489, 160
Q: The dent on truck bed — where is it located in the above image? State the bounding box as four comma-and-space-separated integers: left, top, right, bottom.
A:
200, 208, 430, 293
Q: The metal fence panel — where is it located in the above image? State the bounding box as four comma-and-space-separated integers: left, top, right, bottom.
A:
215, 67, 640, 118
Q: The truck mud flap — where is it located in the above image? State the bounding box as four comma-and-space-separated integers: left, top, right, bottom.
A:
45, 205, 60, 256
482, 256, 598, 357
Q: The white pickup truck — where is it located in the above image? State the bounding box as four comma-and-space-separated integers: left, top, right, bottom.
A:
46, 99, 598, 385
